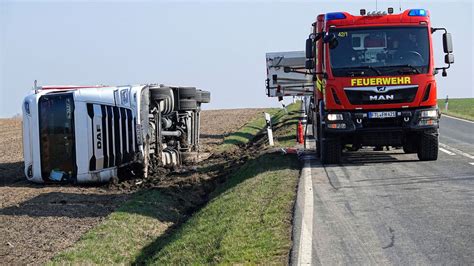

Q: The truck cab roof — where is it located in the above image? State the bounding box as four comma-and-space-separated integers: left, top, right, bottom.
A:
320, 9, 431, 28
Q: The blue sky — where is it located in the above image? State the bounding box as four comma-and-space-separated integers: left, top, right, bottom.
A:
0, 0, 472, 117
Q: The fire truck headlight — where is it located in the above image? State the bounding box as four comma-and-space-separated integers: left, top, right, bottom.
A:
327, 113, 344, 121
421, 110, 438, 118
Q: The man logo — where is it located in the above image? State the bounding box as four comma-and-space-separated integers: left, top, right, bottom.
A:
370, 95, 394, 101
376, 86, 387, 92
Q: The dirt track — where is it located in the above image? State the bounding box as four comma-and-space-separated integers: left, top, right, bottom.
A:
0, 109, 264, 264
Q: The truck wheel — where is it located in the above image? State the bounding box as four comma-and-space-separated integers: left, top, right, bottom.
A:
315, 120, 321, 157
417, 130, 438, 161
200, 91, 211, 103
178, 87, 197, 99
179, 99, 197, 110
151, 87, 172, 100
403, 142, 417, 154
321, 137, 342, 164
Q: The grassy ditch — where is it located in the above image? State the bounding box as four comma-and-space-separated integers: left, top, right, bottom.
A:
141, 153, 300, 264
221, 101, 302, 150
438, 98, 474, 121
51, 103, 301, 264
50, 190, 183, 264
271, 102, 302, 147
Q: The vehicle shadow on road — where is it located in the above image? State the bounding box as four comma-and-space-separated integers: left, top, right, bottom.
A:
339, 150, 419, 165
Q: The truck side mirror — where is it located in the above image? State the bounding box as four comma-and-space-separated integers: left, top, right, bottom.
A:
305, 59, 314, 70
443, 33, 453, 53
306, 38, 314, 59
323, 33, 339, 49
445, 54, 454, 64
323, 33, 336, 43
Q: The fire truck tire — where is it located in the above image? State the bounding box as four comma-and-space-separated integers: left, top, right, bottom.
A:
178, 87, 197, 99
321, 137, 342, 164
417, 130, 438, 161
179, 99, 198, 110
403, 141, 417, 154
315, 120, 321, 157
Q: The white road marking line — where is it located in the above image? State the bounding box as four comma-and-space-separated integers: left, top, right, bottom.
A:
442, 114, 474, 124
439, 147, 456, 156
470, 162, 474, 166
439, 143, 474, 160
297, 160, 314, 265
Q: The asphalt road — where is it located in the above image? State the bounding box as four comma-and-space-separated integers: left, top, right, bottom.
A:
292, 115, 474, 265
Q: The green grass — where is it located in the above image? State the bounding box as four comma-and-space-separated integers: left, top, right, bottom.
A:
220, 102, 301, 151
143, 153, 300, 265
50, 190, 182, 264
437, 98, 474, 121
219, 109, 279, 151
51, 103, 302, 264
272, 102, 301, 147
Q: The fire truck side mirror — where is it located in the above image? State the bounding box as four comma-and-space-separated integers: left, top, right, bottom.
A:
305, 59, 315, 70
445, 54, 454, 64
323, 33, 336, 43
442, 33, 453, 54
323, 33, 339, 49
306, 38, 315, 59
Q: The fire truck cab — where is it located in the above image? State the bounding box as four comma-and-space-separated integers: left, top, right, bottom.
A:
304, 8, 454, 163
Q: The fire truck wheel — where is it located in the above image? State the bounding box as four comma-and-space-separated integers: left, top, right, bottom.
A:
417, 130, 438, 161
178, 87, 197, 99
315, 121, 321, 157
403, 141, 417, 154
179, 99, 198, 110
321, 137, 342, 164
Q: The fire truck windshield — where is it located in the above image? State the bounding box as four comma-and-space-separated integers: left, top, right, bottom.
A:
329, 26, 430, 77
38, 93, 76, 181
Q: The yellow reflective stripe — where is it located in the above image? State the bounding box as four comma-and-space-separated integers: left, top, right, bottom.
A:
316, 78, 324, 92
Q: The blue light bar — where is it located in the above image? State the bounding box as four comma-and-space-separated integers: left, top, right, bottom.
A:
408, 9, 427, 17
326, 12, 347, 21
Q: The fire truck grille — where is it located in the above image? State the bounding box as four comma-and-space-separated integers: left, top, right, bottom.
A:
344, 86, 418, 105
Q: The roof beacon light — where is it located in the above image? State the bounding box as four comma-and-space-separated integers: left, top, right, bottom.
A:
360, 9, 366, 15
408, 9, 427, 17
325, 12, 346, 21
388, 7, 394, 14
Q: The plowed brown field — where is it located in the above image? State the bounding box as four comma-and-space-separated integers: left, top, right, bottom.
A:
0, 108, 264, 264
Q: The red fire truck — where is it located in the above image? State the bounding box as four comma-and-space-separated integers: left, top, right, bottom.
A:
304, 8, 454, 163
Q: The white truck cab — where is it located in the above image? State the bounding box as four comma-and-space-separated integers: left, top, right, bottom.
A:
22, 84, 210, 183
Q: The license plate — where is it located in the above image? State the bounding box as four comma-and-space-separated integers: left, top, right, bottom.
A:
368, 111, 396, 119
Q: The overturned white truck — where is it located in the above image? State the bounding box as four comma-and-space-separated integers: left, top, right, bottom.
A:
22, 84, 210, 183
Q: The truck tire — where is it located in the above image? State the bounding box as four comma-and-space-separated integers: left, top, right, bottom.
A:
315, 119, 321, 157
178, 87, 197, 99
150, 87, 171, 100
417, 130, 438, 161
403, 142, 417, 154
321, 137, 342, 164
179, 99, 197, 110
200, 91, 211, 103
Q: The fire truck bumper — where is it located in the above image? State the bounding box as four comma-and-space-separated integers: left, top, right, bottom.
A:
323, 107, 439, 146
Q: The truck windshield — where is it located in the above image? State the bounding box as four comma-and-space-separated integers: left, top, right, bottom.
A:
329, 26, 430, 77
38, 93, 76, 181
